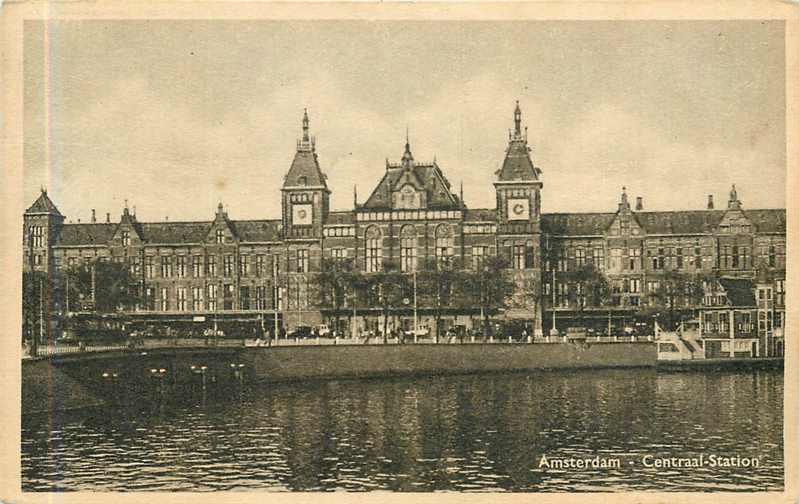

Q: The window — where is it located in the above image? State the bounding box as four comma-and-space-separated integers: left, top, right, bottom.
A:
732, 245, 739, 269
435, 225, 454, 264
332, 248, 347, 264
740, 247, 749, 269
207, 284, 218, 311
513, 245, 525, 270
130, 257, 141, 276
207, 255, 217, 277
694, 247, 702, 270
160, 287, 169, 311
365, 227, 381, 273
176, 287, 187, 311
176, 256, 187, 278
239, 286, 250, 310
274, 285, 283, 310
576, 248, 585, 267
146, 256, 155, 278
297, 249, 309, 273
192, 287, 203, 311
628, 248, 640, 270
192, 255, 203, 277
121, 231, 130, 247
557, 283, 569, 307
224, 254, 234, 277
160, 256, 172, 278
255, 255, 265, 277
239, 255, 249, 276
676, 248, 683, 269
400, 227, 417, 273
722, 246, 731, 269
215, 229, 224, 244
768, 245, 776, 267
144, 287, 155, 311
630, 278, 641, 293
255, 286, 267, 310
223, 284, 234, 310
610, 248, 622, 270
776, 279, 785, 306
31, 226, 44, 247
33, 254, 42, 266
593, 248, 604, 271
472, 246, 487, 270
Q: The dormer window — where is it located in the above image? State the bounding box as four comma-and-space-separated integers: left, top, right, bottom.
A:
215, 230, 224, 244
299, 176, 308, 186
121, 231, 130, 247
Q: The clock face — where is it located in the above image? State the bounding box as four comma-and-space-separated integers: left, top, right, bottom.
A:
507, 198, 530, 221
292, 203, 313, 225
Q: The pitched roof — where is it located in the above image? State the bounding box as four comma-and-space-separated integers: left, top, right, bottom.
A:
55, 223, 116, 246
25, 190, 63, 216
283, 150, 328, 189
718, 278, 756, 307
746, 209, 786, 233
464, 208, 497, 222
362, 162, 459, 210
55, 219, 282, 246
327, 211, 355, 225
541, 213, 615, 236
635, 210, 725, 235
496, 139, 539, 182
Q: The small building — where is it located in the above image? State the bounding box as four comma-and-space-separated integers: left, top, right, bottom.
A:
700, 278, 759, 358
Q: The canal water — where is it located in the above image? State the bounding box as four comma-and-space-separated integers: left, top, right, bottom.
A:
21, 368, 783, 492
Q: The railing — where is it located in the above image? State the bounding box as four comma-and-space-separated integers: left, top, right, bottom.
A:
22, 334, 654, 358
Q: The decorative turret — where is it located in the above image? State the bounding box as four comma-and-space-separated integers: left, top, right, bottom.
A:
401, 128, 414, 169
23, 188, 65, 272
496, 101, 539, 182
618, 186, 631, 212
728, 184, 742, 210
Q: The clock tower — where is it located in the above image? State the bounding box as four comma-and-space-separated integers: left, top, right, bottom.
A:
494, 101, 542, 234
281, 109, 330, 239
494, 101, 544, 336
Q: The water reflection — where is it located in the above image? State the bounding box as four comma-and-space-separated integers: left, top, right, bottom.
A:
22, 368, 783, 491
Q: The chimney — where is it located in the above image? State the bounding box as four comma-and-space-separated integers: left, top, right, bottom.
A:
635, 197, 643, 211
91, 209, 96, 223
707, 194, 714, 209
106, 212, 110, 223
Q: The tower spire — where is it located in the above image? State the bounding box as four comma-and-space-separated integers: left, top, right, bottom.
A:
401, 126, 414, 168
514, 100, 522, 137
297, 108, 314, 152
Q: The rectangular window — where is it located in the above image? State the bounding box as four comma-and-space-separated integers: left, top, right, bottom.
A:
297, 249, 309, 273
239, 255, 249, 276
610, 248, 622, 270
575, 248, 585, 267
400, 238, 416, 272
513, 245, 525, 270
224, 254, 234, 277
160, 287, 169, 311
593, 248, 604, 271
160, 256, 172, 278
215, 229, 224, 244
255, 286, 266, 310
628, 248, 640, 270
768, 245, 776, 267
121, 231, 130, 247
630, 278, 641, 293
207, 255, 217, 277
255, 255, 265, 277
207, 284, 218, 311
192, 255, 203, 277
176, 255, 187, 278
223, 284, 234, 310
472, 246, 487, 270
176, 287, 187, 311
366, 238, 381, 273
239, 286, 250, 310
694, 247, 702, 270
192, 286, 203, 311
145, 256, 155, 279
676, 248, 683, 269
557, 283, 569, 307
130, 257, 141, 276
732, 245, 739, 269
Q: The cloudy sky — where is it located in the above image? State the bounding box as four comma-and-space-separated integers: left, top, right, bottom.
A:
24, 20, 785, 223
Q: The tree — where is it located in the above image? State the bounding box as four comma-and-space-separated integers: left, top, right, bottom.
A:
315, 257, 356, 335
460, 255, 515, 338
565, 263, 610, 328
364, 259, 408, 343
646, 270, 705, 331
62, 260, 141, 313
417, 257, 464, 343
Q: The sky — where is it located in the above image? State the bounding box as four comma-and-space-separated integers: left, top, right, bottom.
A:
23, 20, 785, 223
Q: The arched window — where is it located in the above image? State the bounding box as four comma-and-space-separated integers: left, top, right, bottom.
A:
400, 225, 417, 272
365, 226, 382, 273
435, 224, 453, 265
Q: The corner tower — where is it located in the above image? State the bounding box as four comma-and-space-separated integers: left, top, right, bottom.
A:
281, 109, 330, 239
23, 188, 64, 272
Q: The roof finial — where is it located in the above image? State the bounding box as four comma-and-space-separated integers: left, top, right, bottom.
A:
514, 100, 522, 136
41, 186, 46, 194
354, 185, 358, 207
302, 108, 309, 142
401, 126, 413, 168
124, 198, 128, 209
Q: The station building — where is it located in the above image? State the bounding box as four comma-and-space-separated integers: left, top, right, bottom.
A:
23, 103, 786, 353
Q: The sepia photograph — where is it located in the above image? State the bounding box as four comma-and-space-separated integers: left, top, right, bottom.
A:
2, 2, 797, 501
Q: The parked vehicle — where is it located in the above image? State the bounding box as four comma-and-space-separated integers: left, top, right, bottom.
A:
289, 326, 313, 339
317, 324, 331, 337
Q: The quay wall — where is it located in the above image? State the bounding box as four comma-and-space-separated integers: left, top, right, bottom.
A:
246, 342, 657, 382
22, 342, 656, 416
